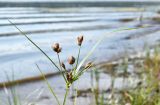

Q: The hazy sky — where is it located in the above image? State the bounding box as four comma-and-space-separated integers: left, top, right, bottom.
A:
0, 0, 159, 2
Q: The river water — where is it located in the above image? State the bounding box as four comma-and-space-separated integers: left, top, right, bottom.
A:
0, 2, 160, 105
0, 2, 160, 83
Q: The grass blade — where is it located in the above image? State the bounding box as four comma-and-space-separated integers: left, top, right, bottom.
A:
8, 20, 68, 83
75, 26, 150, 73
8, 20, 61, 74
36, 64, 61, 105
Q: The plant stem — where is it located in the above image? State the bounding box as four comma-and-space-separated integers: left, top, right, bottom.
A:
57, 53, 67, 83
36, 64, 61, 105
74, 46, 81, 75
73, 88, 77, 105
63, 87, 69, 105
111, 74, 115, 105
76, 46, 81, 69
8, 20, 67, 81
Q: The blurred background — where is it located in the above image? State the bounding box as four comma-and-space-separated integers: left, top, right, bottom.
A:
0, 0, 160, 104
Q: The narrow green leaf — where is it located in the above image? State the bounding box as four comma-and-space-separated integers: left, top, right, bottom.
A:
75, 26, 150, 73
36, 64, 61, 105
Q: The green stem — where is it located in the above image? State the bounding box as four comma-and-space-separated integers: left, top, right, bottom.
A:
9, 20, 69, 84
111, 74, 115, 105
76, 46, 81, 68
36, 64, 61, 105
72, 65, 75, 72
8, 20, 63, 72
76, 65, 91, 78
76, 46, 81, 67
73, 88, 77, 105
9, 20, 60, 70
71, 83, 75, 105
63, 87, 69, 105
57, 53, 67, 83
74, 46, 81, 75
7, 20, 70, 83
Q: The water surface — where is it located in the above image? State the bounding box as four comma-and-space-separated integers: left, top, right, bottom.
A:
0, 5, 160, 83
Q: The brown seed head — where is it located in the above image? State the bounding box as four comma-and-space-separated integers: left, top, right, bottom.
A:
66, 72, 73, 82
85, 62, 93, 69
57, 47, 62, 53
77, 35, 83, 46
68, 56, 75, 65
61, 62, 66, 69
52, 43, 61, 53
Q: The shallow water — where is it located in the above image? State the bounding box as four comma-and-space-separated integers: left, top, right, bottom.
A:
0, 5, 160, 83
0, 2, 160, 105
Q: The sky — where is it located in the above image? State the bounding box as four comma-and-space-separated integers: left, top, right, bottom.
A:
0, 0, 159, 2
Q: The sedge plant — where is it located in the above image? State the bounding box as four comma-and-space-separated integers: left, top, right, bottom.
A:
8, 19, 150, 105
36, 35, 93, 105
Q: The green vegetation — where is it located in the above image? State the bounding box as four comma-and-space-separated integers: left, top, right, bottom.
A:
90, 47, 160, 105
0, 21, 159, 105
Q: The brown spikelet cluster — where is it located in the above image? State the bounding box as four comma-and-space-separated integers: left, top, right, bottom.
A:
85, 62, 93, 69
66, 72, 73, 83
51, 35, 93, 88
68, 56, 75, 65
61, 62, 66, 69
77, 35, 83, 46
52, 43, 62, 53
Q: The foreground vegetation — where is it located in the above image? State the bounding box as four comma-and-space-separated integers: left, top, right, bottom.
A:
0, 21, 160, 105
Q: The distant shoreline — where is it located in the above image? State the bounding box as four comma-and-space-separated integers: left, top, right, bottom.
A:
0, 1, 160, 8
